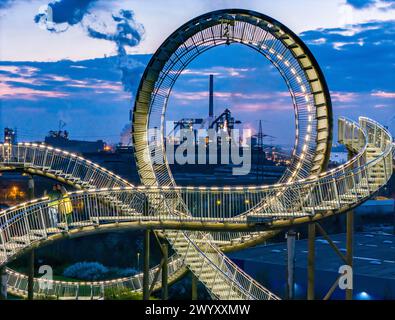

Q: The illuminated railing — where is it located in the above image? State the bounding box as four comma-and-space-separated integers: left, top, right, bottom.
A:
5, 254, 184, 300
0, 142, 132, 189
165, 230, 279, 300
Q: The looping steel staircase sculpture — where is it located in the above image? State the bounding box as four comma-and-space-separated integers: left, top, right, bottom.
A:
0, 117, 393, 299
0, 9, 394, 300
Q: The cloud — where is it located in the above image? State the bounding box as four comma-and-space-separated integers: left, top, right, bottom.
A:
0, 60, 137, 102
346, 0, 395, 10
171, 90, 289, 102
180, 67, 256, 79
66, 79, 123, 92
233, 102, 293, 112
0, 82, 68, 100
300, 20, 395, 93
0, 0, 16, 9
34, 0, 99, 32
371, 90, 395, 98
374, 104, 391, 108
86, 10, 144, 49
331, 91, 359, 102
346, 0, 377, 9
0, 65, 39, 76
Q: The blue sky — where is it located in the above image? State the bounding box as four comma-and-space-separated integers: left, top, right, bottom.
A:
0, 0, 394, 145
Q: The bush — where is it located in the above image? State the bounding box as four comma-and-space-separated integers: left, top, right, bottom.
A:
63, 262, 109, 281
104, 287, 159, 300
33, 294, 58, 300
111, 267, 139, 277
104, 287, 143, 300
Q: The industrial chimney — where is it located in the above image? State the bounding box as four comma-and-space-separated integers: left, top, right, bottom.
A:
209, 74, 214, 118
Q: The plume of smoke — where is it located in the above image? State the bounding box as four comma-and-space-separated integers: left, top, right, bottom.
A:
34, 2, 145, 92
120, 123, 132, 146
86, 9, 145, 92
34, 1, 145, 146
86, 10, 143, 48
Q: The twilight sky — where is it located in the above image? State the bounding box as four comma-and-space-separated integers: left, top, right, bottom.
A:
0, 0, 394, 145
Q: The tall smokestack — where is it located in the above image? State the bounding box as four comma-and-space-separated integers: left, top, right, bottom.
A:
209, 74, 214, 118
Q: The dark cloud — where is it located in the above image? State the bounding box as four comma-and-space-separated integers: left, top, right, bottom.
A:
300, 20, 395, 132
0, 0, 16, 9
346, 0, 395, 9
34, 0, 98, 31
346, 0, 376, 9
300, 20, 395, 92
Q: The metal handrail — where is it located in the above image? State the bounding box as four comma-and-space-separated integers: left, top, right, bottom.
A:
5, 254, 185, 299
180, 230, 279, 300
0, 142, 133, 188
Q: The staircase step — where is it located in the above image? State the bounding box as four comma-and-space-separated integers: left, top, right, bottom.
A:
12, 234, 43, 243
2, 241, 26, 251
340, 194, 359, 200
0, 251, 8, 263
96, 216, 139, 221
304, 206, 335, 212
339, 199, 355, 204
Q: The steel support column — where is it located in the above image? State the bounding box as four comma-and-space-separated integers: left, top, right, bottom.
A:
143, 229, 150, 300
346, 151, 354, 300
286, 229, 296, 299
0, 266, 7, 300
27, 174, 34, 200
27, 249, 35, 300
27, 174, 35, 300
191, 272, 198, 300
307, 223, 315, 300
346, 210, 354, 300
161, 243, 168, 300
